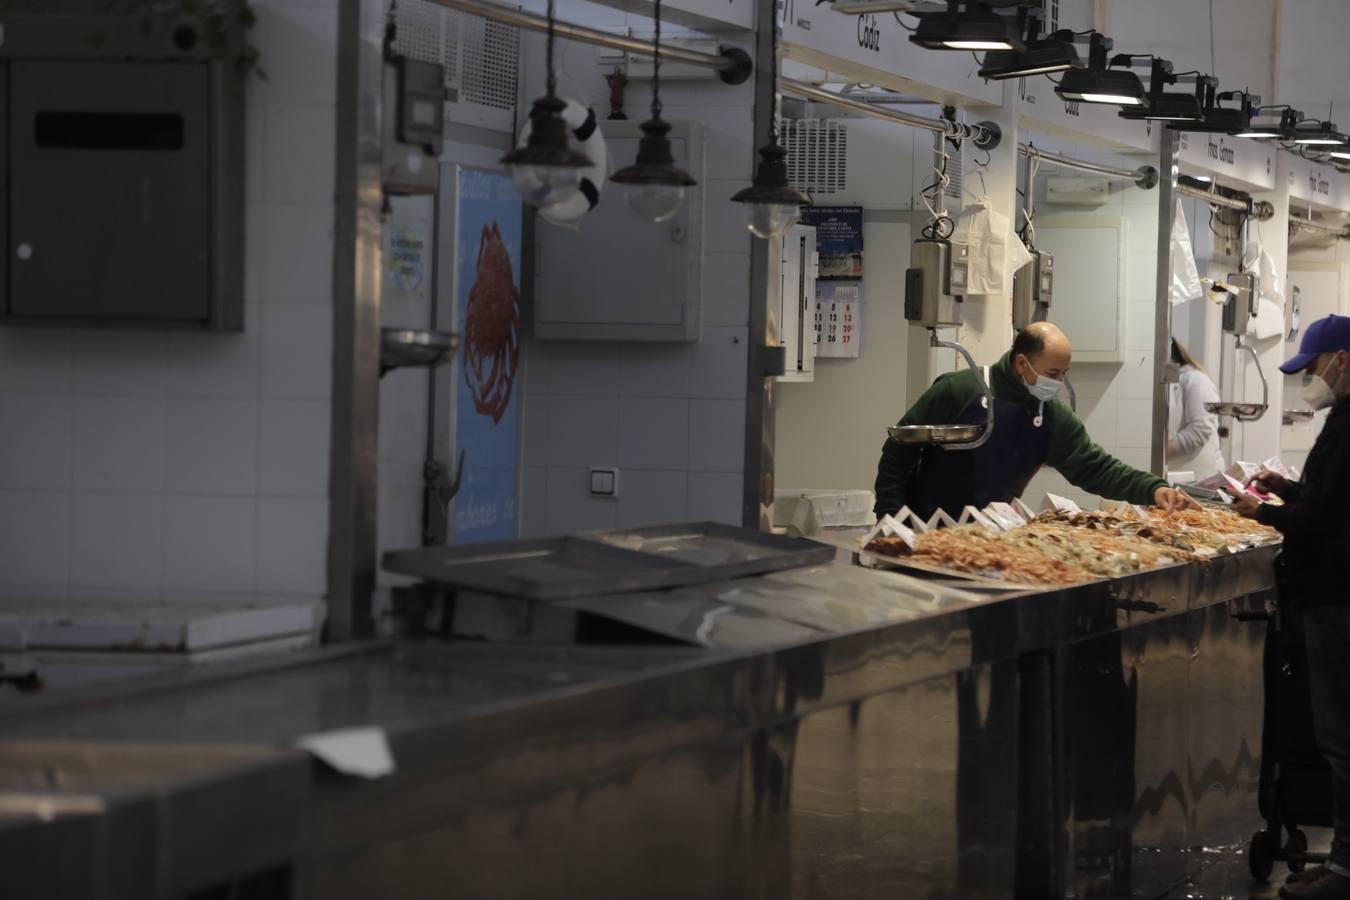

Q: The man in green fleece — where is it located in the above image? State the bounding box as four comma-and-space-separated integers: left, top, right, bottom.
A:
874, 322, 1197, 519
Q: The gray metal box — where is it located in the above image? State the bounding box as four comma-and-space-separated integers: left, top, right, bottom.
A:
531, 120, 705, 342
904, 240, 967, 328
0, 14, 244, 330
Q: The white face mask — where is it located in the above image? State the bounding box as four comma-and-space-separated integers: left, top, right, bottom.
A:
1022, 358, 1064, 403
1302, 358, 1342, 411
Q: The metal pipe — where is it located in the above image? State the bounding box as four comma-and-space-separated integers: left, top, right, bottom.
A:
1175, 180, 1276, 219
1289, 216, 1350, 239
781, 78, 1002, 147
1017, 144, 1157, 189
428, 0, 753, 82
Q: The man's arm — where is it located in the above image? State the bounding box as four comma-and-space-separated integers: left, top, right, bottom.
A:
1048, 402, 1167, 505
874, 375, 963, 517
1256, 418, 1350, 540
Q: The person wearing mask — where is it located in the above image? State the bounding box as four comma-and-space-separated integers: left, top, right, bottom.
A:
874, 322, 1198, 519
1233, 314, 1350, 900
1167, 337, 1226, 481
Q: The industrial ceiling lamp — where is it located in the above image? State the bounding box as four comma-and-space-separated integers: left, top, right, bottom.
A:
731, 8, 810, 240
1117, 61, 1204, 122
830, 0, 915, 15
500, 0, 590, 207
910, 1, 1023, 52
1166, 88, 1259, 134
978, 18, 1081, 80
609, 0, 697, 222
1054, 33, 1146, 106
1291, 119, 1346, 145
1233, 107, 1301, 139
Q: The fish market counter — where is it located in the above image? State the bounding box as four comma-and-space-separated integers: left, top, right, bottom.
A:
0, 528, 1277, 900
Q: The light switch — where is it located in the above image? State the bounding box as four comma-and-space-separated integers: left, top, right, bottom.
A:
588, 467, 619, 498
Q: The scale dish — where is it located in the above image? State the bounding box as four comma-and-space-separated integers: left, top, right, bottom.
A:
887, 423, 986, 444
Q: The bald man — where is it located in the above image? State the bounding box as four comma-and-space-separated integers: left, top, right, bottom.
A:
874, 323, 1197, 519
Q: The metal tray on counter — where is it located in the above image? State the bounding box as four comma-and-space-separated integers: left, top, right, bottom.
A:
382, 522, 835, 602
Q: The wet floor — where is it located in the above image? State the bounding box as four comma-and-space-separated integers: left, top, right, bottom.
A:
1154, 829, 1331, 900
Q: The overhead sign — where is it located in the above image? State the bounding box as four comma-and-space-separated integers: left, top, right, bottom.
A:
780, 0, 1001, 108
1287, 155, 1350, 212
1176, 131, 1276, 192
1018, 76, 1157, 153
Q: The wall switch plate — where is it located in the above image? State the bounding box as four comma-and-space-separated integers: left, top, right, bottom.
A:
588, 467, 619, 499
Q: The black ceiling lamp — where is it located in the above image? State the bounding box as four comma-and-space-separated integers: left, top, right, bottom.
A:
610, 0, 697, 223
500, 0, 591, 207
1117, 60, 1204, 122
1169, 86, 1260, 134
1054, 33, 1146, 106
730, 8, 810, 240
978, 15, 1082, 80
1233, 106, 1302, 139
1290, 118, 1346, 146
910, 1, 1024, 52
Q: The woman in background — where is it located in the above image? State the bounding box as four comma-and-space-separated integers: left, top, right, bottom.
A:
1167, 337, 1226, 481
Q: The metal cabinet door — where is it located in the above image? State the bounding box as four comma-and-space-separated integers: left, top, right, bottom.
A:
8, 61, 211, 322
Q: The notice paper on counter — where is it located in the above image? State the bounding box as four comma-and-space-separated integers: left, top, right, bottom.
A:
296, 727, 396, 779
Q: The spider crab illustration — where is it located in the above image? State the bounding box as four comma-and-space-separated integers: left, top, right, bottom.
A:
463, 222, 520, 424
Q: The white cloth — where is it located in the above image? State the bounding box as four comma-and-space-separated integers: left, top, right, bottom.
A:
953, 199, 1032, 294
1169, 198, 1203, 305
1243, 239, 1287, 341
1167, 365, 1225, 481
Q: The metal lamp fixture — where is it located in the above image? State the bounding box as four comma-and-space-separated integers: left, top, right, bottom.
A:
1234, 107, 1302, 139
1054, 33, 1145, 106
730, 8, 810, 240
1167, 87, 1258, 134
500, 0, 591, 207
910, 1, 1023, 52
978, 26, 1082, 80
1117, 61, 1204, 122
609, 0, 697, 222
1291, 119, 1346, 145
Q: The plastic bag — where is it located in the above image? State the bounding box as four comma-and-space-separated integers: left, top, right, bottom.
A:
1169, 198, 1203, 305
953, 199, 1032, 294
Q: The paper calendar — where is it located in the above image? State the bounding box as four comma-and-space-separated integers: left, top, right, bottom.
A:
815, 281, 861, 358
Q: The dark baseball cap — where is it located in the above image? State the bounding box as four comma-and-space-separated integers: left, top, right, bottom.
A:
1280, 314, 1350, 374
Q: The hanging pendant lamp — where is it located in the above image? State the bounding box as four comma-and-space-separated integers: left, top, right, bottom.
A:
730, 9, 810, 239
610, 0, 698, 223
501, 0, 590, 207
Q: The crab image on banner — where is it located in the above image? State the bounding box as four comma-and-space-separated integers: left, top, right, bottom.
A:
453, 167, 523, 543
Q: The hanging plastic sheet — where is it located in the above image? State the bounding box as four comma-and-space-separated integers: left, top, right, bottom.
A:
1170, 198, 1203, 305
1243, 239, 1287, 341
953, 198, 1032, 294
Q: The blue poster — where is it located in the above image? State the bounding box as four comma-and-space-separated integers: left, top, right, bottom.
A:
453, 169, 523, 543
800, 206, 864, 279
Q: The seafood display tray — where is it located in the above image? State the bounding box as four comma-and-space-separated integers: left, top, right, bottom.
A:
383, 522, 835, 601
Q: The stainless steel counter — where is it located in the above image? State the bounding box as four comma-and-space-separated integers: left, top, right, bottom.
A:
0, 542, 1278, 900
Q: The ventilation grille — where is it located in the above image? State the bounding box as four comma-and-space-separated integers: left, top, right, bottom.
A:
391, 0, 519, 129
782, 119, 848, 195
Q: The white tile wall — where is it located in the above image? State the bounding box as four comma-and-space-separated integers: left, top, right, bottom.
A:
618, 398, 690, 471
687, 472, 743, 526
0, 0, 338, 602
615, 470, 689, 528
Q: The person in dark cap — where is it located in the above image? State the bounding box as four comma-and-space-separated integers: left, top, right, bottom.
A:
1234, 313, 1350, 900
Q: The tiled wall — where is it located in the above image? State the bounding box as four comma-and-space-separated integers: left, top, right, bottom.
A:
0, 0, 337, 604
1020, 138, 1162, 510
514, 14, 755, 536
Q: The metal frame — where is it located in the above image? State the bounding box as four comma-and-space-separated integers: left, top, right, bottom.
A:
1018, 143, 1157, 188
326, 0, 387, 641
424, 0, 752, 82
1151, 132, 1179, 476
780, 78, 1002, 147
1289, 215, 1350, 239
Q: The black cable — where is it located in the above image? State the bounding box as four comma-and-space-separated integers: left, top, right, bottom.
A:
893, 11, 916, 31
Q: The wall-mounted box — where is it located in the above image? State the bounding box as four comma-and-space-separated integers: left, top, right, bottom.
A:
0, 13, 244, 330
531, 120, 705, 342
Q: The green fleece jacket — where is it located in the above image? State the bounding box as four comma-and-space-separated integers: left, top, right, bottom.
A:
873, 352, 1166, 516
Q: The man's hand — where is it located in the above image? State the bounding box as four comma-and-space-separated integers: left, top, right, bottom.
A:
1154, 486, 1201, 512
1250, 468, 1292, 497
1231, 491, 1263, 519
